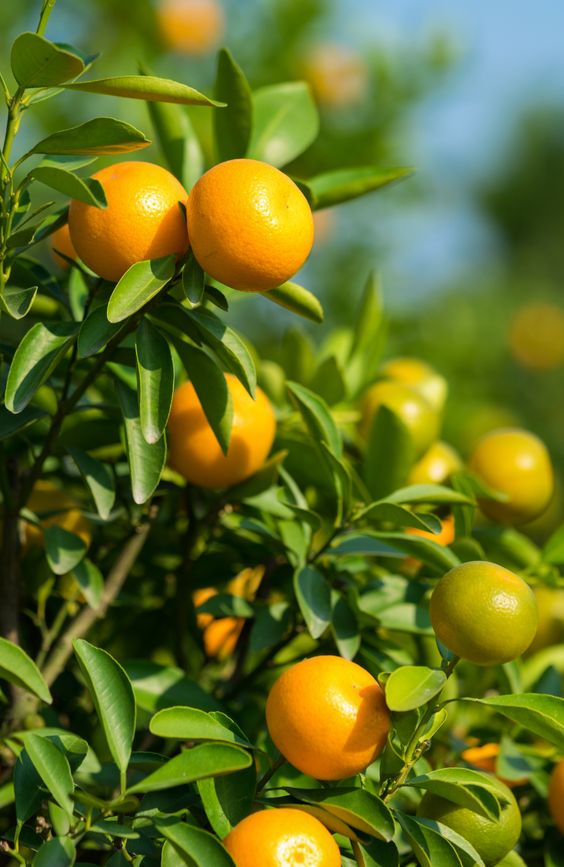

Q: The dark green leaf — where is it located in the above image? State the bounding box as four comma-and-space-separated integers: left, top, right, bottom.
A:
67, 447, 116, 519
5, 321, 78, 413
285, 787, 395, 841
0, 637, 52, 704
395, 812, 474, 867
263, 281, 324, 323
11, 32, 84, 87
32, 837, 76, 867
70, 558, 104, 609
135, 318, 174, 444
77, 304, 123, 358
181, 252, 206, 306
107, 255, 176, 322
44, 526, 87, 574
0, 405, 46, 441
307, 166, 414, 210
214, 48, 252, 160
248, 82, 319, 167
294, 565, 331, 639
331, 593, 360, 660
197, 763, 256, 837
174, 343, 232, 455
63, 75, 223, 106
25, 734, 74, 815
156, 819, 236, 866
125, 661, 221, 713
29, 117, 151, 156
188, 308, 256, 397
14, 749, 44, 823
116, 380, 167, 504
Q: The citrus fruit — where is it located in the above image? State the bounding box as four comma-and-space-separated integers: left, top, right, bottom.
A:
157, 0, 224, 55
25, 480, 91, 548
509, 302, 564, 371
430, 561, 538, 665
302, 43, 368, 108
223, 807, 341, 867
168, 374, 276, 489
193, 566, 264, 659
68, 161, 189, 282
49, 223, 77, 269
405, 514, 455, 573
461, 743, 527, 788
408, 440, 463, 486
549, 759, 564, 833
527, 585, 564, 653
469, 428, 554, 525
417, 775, 522, 866
380, 356, 448, 412
492, 852, 526, 867
359, 380, 439, 457
186, 158, 314, 291
265, 655, 390, 780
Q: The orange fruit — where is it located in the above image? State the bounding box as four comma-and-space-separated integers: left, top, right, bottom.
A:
224, 807, 341, 867
193, 566, 264, 659
24, 480, 91, 548
68, 161, 189, 283
461, 743, 527, 788
430, 561, 538, 666
302, 43, 368, 108
418, 775, 521, 866
408, 440, 463, 486
509, 302, 564, 371
157, 0, 224, 56
380, 357, 448, 412
49, 223, 77, 269
186, 159, 314, 291
167, 373, 276, 489
359, 380, 439, 458
265, 655, 390, 781
405, 514, 455, 573
469, 428, 554, 525
549, 759, 564, 834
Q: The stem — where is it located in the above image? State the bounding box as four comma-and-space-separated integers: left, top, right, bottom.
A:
120, 767, 127, 797
255, 753, 286, 794
35, 602, 68, 669
0, 456, 21, 645
37, 0, 57, 36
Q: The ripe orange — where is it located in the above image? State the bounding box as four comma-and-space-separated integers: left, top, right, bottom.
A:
418, 775, 521, 866
359, 380, 439, 458
469, 428, 554, 525
25, 480, 91, 548
407, 440, 463, 486
167, 374, 276, 489
223, 808, 341, 867
193, 566, 264, 659
186, 159, 314, 292
265, 655, 390, 781
430, 561, 538, 666
549, 759, 564, 834
302, 43, 368, 108
157, 0, 224, 56
461, 743, 527, 788
509, 302, 564, 371
68, 161, 189, 283
49, 223, 77, 269
380, 357, 448, 412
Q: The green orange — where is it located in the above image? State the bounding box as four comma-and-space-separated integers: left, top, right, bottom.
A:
359, 380, 439, 457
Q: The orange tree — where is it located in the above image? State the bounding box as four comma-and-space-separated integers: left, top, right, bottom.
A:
1, 3, 564, 866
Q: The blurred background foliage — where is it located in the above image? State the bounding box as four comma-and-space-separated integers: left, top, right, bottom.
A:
2, 0, 564, 490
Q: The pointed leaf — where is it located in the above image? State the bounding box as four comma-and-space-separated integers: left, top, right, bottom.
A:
25, 734, 74, 815
363, 405, 413, 499
77, 304, 123, 358
70, 558, 104, 609
67, 447, 116, 519
173, 342, 232, 455
32, 837, 76, 867
150, 707, 252, 747
263, 281, 323, 323
460, 693, 564, 750
135, 318, 174, 444
181, 252, 206, 306
0, 405, 46, 440
248, 82, 319, 167
29, 117, 151, 156
1, 284, 38, 319
5, 321, 78, 413
308, 166, 414, 210
156, 819, 236, 866
188, 307, 256, 397
287, 380, 342, 458
63, 75, 222, 106
294, 565, 331, 639
214, 48, 253, 161
0, 638, 52, 704
108, 255, 176, 322
116, 380, 166, 504
127, 743, 252, 793
285, 787, 395, 841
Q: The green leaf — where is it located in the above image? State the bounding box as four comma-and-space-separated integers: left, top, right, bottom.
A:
285, 787, 395, 841
15, 730, 89, 774
385, 666, 446, 712
543, 524, 564, 565
188, 308, 256, 397
14, 749, 44, 823
29, 165, 107, 207
32, 837, 76, 867
29, 117, 151, 156
116, 380, 167, 504
77, 304, 123, 358
307, 166, 414, 210
1, 284, 38, 319
263, 281, 324, 323
355, 501, 442, 532
63, 75, 222, 106
127, 743, 252, 793
460, 693, 564, 750
0, 405, 46, 440
331, 593, 360, 661
5, 321, 78, 413
388, 484, 474, 506
174, 343, 232, 455
294, 565, 331, 639
143, 79, 204, 189
25, 734, 74, 815
11, 32, 84, 87
150, 707, 251, 747
197, 764, 256, 837
0, 637, 52, 704
405, 768, 505, 821
181, 252, 206, 306
135, 318, 174, 444
124, 661, 221, 713
363, 405, 413, 499
353, 271, 384, 356
44, 526, 87, 574
70, 558, 104, 609
107, 255, 176, 323
156, 819, 236, 867
73, 639, 136, 774
248, 82, 319, 167
287, 380, 342, 458
396, 812, 474, 867
67, 447, 116, 520
214, 48, 252, 161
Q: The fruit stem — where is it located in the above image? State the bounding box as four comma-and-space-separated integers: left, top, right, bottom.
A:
255, 753, 286, 794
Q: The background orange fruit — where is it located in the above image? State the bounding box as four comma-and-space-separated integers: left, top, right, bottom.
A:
223, 807, 341, 867
359, 380, 439, 457
49, 223, 77, 269
461, 743, 527, 788
266, 655, 390, 780
24, 480, 91, 549
193, 566, 264, 659
186, 158, 314, 291
469, 427, 554, 525
430, 560, 538, 665
69, 161, 189, 282
157, 0, 224, 55
380, 356, 448, 412
302, 43, 368, 108
167, 374, 276, 488
407, 440, 463, 486
549, 759, 564, 834
509, 302, 564, 371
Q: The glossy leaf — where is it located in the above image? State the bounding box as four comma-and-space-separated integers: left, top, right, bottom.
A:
29, 117, 151, 156
174, 342, 232, 455
63, 75, 222, 106
460, 693, 564, 749
331, 593, 360, 661
32, 837, 76, 867
406, 768, 505, 821
285, 787, 395, 841
214, 48, 252, 161
0, 638, 52, 704
156, 819, 236, 866
385, 666, 446, 712
44, 526, 87, 574
307, 166, 414, 210
107, 255, 176, 322
73, 639, 136, 774
287, 381, 342, 458
181, 252, 206, 306
25, 734, 74, 815
1, 284, 38, 319
127, 743, 252, 793
14, 749, 45, 823
263, 281, 324, 323
144, 86, 204, 190
29, 165, 107, 207
11, 32, 84, 87
294, 566, 331, 639
150, 707, 251, 747
388, 485, 474, 506
188, 307, 256, 397
116, 380, 167, 504
67, 447, 116, 520
5, 321, 78, 413
70, 558, 104, 609
396, 812, 473, 867
197, 763, 256, 838
248, 82, 319, 167
135, 318, 174, 444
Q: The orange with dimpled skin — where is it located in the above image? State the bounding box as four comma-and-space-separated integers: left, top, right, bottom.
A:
224, 808, 341, 867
